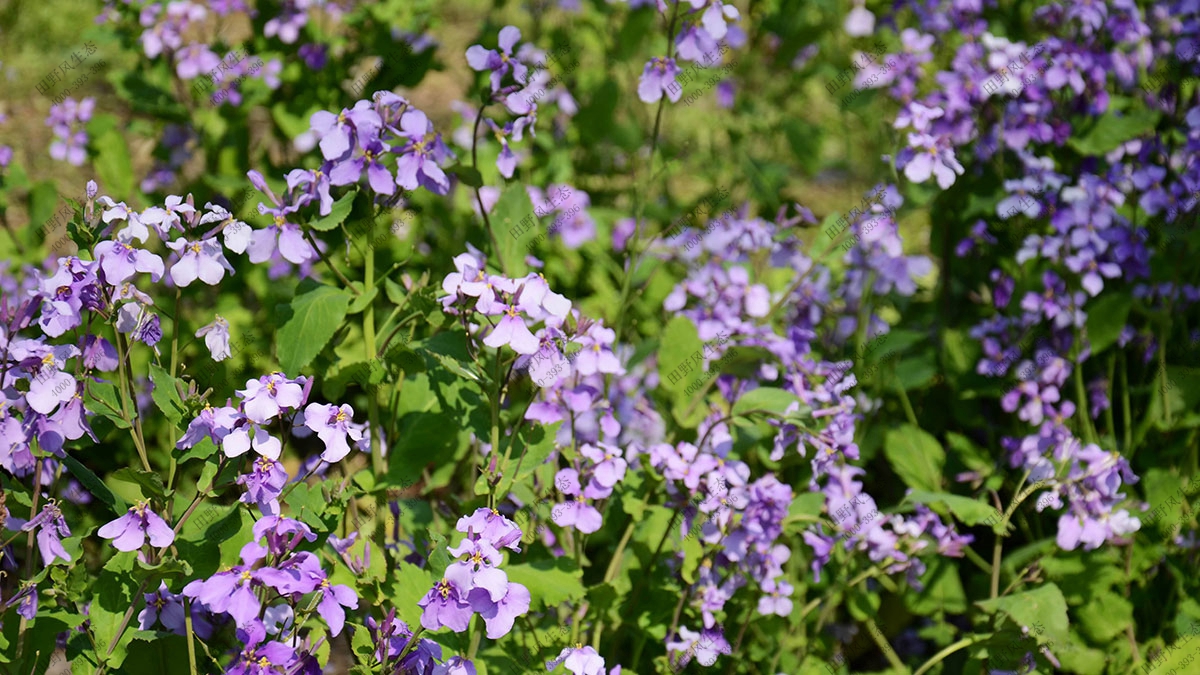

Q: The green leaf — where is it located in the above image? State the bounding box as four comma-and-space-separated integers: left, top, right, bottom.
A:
1076, 591, 1132, 642
89, 121, 134, 197
1085, 292, 1133, 354
346, 285, 379, 315
450, 164, 483, 188
975, 583, 1070, 647
731, 387, 805, 419
906, 556, 968, 614
59, 453, 125, 516
148, 364, 187, 428
276, 279, 353, 376
1068, 109, 1160, 155
487, 185, 533, 277
348, 622, 375, 662
506, 559, 586, 608
310, 192, 356, 231
657, 316, 704, 399
883, 424, 945, 492
84, 380, 130, 429
110, 467, 168, 502
904, 490, 997, 527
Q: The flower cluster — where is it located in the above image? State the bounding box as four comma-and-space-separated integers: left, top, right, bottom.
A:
45, 97, 95, 166
418, 508, 530, 638
636, 0, 743, 105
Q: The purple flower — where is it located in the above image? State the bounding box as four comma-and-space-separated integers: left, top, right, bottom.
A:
756, 578, 793, 616
258, 552, 358, 636
166, 237, 235, 286
240, 372, 306, 424
456, 507, 524, 551
177, 404, 241, 449
183, 565, 263, 626
466, 26, 529, 92
97, 500, 175, 551
903, 133, 964, 189
550, 468, 603, 533
138, 582, 187, 633
637, 57, 683, 104
580, 443, 627, 488
482, 303, 540, 354
237, 456, 289, 515
223, 422, 282, 461
445, 538, 509, 602
467, 581, 530, 639
310, 100, 383, 161
195, 316, 232, 361
13, 586, 38, 620
302, 402, 363, 462
22, 501, 72, 564
394, 110, 451, 195
93, 241, 165, 284
330, 137, 395, 195
687, 0, 740, 40
548, 644, 606, 675
418, 577, 474, 632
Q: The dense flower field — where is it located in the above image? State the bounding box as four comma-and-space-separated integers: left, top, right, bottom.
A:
0, 0, 1198, 673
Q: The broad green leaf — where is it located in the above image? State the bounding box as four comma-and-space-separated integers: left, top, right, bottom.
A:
310, 192, 356, 231
148, 364, 187, 427
906, 556, 968, 614
975, 583, 1070, 648
84, 380, 130, 428
487, 185, 533, 277
658, 316, 704, 399
731, 387, 804, 419
1085, 292, 1133, 353
1076, 591, 1132, 642
346, 285, 379, 315
506, 559, 586, 608
110, 467, 168, 502
276, 279, 353, 376
904, 490, 997, 527
1068, 109, 1159, 155
89, 121, 134, 197
60, 453, 125, 516
883, 424, 945, 492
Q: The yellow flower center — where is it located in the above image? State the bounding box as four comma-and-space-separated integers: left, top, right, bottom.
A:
274, 214, 286, 227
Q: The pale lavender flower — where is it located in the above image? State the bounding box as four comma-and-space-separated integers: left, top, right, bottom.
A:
97, 500, 175, 551
195, 316, 232, 360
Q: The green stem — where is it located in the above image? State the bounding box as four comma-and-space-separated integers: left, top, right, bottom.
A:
912, 635, 988, 675
467, 615, 484, 662
183, 598, 199, 675
589, 517, 638, 648
865, 617, 904, 672
1120, 351, 1133, 454
362, 216, 383, 478
396, 625, 425, 664
114, 332, 152, 473
304, 229, 357, 291
613, 2, 681, 342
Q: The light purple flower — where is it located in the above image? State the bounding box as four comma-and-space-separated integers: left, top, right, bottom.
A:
240, 372, 306, 424
22, 501, 72, 564
482, 303, 541, 354
195, 316, 232, 361
418, 577, 474, 633
394, 110, 451, 195
467, 582, 530, 639
302, 402, 363, 462
466, 26, 529, 92
94, 241, 165, 284
166, 237, 235, 286
637, 57, 683, 104
97, 501, 175, 551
